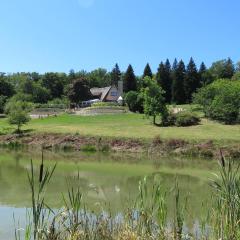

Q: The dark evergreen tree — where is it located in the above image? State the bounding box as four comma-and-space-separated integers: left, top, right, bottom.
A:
156, 59, 172, 103
143, 63, 153, 79
111, 64, 121, 86
184, 57, 200, 102
223, 58, 235, 79
172, 60, 186, 104
156, 62, 165, 86
69, 69, 76, 83
199, 62, 206, 77
172, 58, 178, 72
123, 65, 137, 92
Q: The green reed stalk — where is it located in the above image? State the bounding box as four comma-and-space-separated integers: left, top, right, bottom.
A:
27, 154, 56, 240
211, 150, 240, 239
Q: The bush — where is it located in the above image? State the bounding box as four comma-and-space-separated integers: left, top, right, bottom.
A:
194, 79, 240, 124
124, 91, 144, 113
175, 112, 200, 127
81, 144, 97, 152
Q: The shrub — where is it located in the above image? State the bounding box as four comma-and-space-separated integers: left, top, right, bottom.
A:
175, 112, 200, 127
124, 91, 144, 113
194, 79, 240, 124
81, 144, 97, 152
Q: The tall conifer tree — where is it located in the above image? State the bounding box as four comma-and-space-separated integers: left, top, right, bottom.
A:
123, 65, 137, 93
111, 63, 121, 86
172, 60, 186, 104
184, 57, 200, 102
223, 58, 235, 79
143, 63, 153, 79
156, 59, 172, 103
199, 62, 207, 86
172, 58, 178, 72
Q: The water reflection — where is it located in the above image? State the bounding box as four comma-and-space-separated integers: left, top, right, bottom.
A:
0, 148, 216, 239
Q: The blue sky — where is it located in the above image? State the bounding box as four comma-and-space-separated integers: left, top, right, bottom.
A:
0, 0, 239, 75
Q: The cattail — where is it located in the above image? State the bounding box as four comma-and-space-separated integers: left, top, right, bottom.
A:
39, 148, 44, 183
219, 148, 225, 168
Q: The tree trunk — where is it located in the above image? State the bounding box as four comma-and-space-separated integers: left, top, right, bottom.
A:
153, 115, 156, 125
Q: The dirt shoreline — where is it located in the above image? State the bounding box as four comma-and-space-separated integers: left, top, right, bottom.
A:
0, 133, 239, 159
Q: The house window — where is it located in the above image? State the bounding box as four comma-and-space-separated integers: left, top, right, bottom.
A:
110, 91, 117, 96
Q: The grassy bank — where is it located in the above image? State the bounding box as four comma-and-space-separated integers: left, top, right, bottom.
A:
1, 113, 240, 143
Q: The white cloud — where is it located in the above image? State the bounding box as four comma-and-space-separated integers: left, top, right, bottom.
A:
77, 0, 95, 8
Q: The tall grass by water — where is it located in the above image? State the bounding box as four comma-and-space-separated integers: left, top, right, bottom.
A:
14, 151, 240, 240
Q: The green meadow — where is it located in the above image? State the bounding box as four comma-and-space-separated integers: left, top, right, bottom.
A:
1, 112, 240, 143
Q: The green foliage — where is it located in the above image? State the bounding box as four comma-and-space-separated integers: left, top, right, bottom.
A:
91, 101, 118, 107
87, 68, 111, 88
143, 77, 168, 126
124, 91, 144, 113
212, 155, 240, 240
172, 60, 186, 104
41, 72, 66, 99
194, 79, 240, 124
142, 63, 153, 79
5, 99, 32, 132
199, 62, 214, 86
156, 59, 172, 103
209, 58, 235, 80
232, 71, 240, 81
110, 63, 121, 86
123, 64, 137, 93
184, 57, 200, 102
67, 78, 91, 104
81, 144, 97, 152
19, 78, 50, 103
0, 95, 7, 114
0, 76, 15, 97
174, 111, 200, 127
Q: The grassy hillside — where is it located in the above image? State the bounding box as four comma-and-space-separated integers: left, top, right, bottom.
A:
1, 113, 240, 143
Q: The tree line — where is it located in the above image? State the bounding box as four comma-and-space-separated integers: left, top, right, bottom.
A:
0, 57, 239, 113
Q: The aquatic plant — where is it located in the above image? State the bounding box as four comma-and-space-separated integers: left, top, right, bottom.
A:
14, 150, 240, 240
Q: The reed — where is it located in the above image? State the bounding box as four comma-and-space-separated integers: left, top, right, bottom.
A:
211, 150, 240, 239
27, 150, 56, 240
14, 149, 240, 240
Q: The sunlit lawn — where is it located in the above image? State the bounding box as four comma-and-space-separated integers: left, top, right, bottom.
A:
1, 113, 240, 143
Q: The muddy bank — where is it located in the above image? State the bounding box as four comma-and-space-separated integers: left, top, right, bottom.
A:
0, 133, 239, 159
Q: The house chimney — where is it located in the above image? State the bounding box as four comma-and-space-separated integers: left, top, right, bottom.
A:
118, 80, 123, 97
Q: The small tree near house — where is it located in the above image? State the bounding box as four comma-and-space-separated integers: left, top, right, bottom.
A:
143, 77, 168, 126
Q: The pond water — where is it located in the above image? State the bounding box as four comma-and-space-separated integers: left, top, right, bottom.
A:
0, 148, 217, 239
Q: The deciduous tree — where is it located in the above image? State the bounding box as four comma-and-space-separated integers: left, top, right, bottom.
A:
67, 78, 91, 104
143, 77, 168, 126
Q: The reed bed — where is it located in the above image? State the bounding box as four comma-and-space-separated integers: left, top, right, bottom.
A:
14, 150, 240, 240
